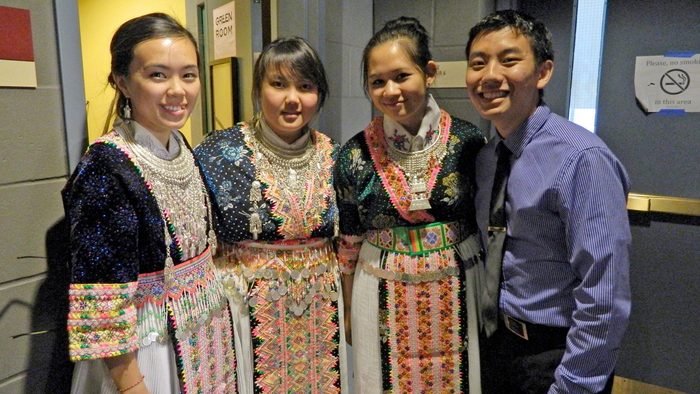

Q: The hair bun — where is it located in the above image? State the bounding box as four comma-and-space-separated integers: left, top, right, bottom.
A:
361, 15, 433, 91
383, 16, 428, 36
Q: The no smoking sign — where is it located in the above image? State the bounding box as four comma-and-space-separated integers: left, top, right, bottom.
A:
635, 54, 700, 112
660, 69, 690, 95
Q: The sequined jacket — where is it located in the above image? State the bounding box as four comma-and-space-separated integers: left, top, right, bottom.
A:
334, 111, 485, 269
63, 141, 189, 283
62, 133, 228, 363
194, 122, 339, 243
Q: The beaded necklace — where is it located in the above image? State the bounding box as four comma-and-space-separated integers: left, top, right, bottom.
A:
256, 124, 316, 183
364, 110, 452, 223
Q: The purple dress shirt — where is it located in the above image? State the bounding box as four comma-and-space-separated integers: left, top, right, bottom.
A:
475, 105, 632, 394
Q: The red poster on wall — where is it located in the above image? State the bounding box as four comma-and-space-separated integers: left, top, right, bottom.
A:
0, 6, 37, 87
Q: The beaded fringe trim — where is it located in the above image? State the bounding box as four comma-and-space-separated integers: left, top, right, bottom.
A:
216, 239, 339, 317
135, 247, 228, 341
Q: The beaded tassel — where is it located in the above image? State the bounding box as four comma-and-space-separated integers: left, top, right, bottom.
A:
249, 180, 263, 240
250, 213, 262, 240
250, 180, 262, 202
208, 229, 217, 256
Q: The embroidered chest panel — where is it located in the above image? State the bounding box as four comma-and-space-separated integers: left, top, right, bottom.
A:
242, 126, 337, 240
335, 115, 485, 233
195, 124, 338, 243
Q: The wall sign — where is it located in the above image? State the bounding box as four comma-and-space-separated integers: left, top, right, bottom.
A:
0, 6, 37, 88
432, 61, 468, 89
213, 1, 236, 60
635, 53, 700, 113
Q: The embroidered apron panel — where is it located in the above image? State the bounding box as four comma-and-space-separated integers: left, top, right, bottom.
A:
371, 237, 467, 393
218, 239, 341, 393
381, 275, 466, 393
137, 247, 237, 393
250, 284, 340, 393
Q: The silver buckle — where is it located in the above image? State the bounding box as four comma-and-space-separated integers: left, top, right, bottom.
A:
504, 314, 529, 340
487, 226, 506, 233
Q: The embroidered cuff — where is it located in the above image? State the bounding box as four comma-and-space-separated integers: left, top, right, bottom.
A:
337, 234, 364, 274
68, 282, 138, 361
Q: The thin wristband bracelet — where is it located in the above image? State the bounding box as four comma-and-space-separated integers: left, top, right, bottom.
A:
118, 375, 144, 393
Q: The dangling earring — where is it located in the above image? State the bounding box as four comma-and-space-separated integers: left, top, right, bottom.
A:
123, 98, 132, 121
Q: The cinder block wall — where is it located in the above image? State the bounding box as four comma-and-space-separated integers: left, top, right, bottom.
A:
276, 0, 493, 143
0, 1, 74, 393
276, 0, 374, 143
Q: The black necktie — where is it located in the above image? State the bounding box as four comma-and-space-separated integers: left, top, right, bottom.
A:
482, 141, 511, 336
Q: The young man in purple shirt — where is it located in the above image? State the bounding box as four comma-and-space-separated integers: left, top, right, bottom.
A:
465, 10, 631, 394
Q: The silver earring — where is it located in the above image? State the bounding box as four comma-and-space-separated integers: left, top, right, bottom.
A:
123, 98, 132, 120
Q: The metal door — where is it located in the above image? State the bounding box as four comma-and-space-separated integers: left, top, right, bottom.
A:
596, 1, 700, 392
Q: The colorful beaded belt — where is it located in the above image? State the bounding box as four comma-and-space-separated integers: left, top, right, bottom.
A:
365, 221, 462, 256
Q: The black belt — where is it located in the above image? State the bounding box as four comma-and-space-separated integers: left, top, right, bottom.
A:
501, 313, 569, 343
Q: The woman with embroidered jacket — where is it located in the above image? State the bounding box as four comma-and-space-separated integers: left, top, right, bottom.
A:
334, 16, 486, 393
194, 37, 347, 393
63, 13, 236, 394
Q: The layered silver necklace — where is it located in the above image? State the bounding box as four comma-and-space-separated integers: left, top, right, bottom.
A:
245, 123, 319, 239
118, 123, 214, 261
385, 130, 447, 211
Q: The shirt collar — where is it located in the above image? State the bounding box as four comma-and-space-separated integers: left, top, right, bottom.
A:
501, 104, 551, 158
383, 94, 441, 152
131, 121, 181, 160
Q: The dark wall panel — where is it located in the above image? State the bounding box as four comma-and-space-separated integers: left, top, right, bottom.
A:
597, 1, 700, 392
597, 0, 700, 199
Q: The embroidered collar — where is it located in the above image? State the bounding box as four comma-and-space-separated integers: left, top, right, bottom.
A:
365, 109, 452, 224
383, 94, 441, 152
